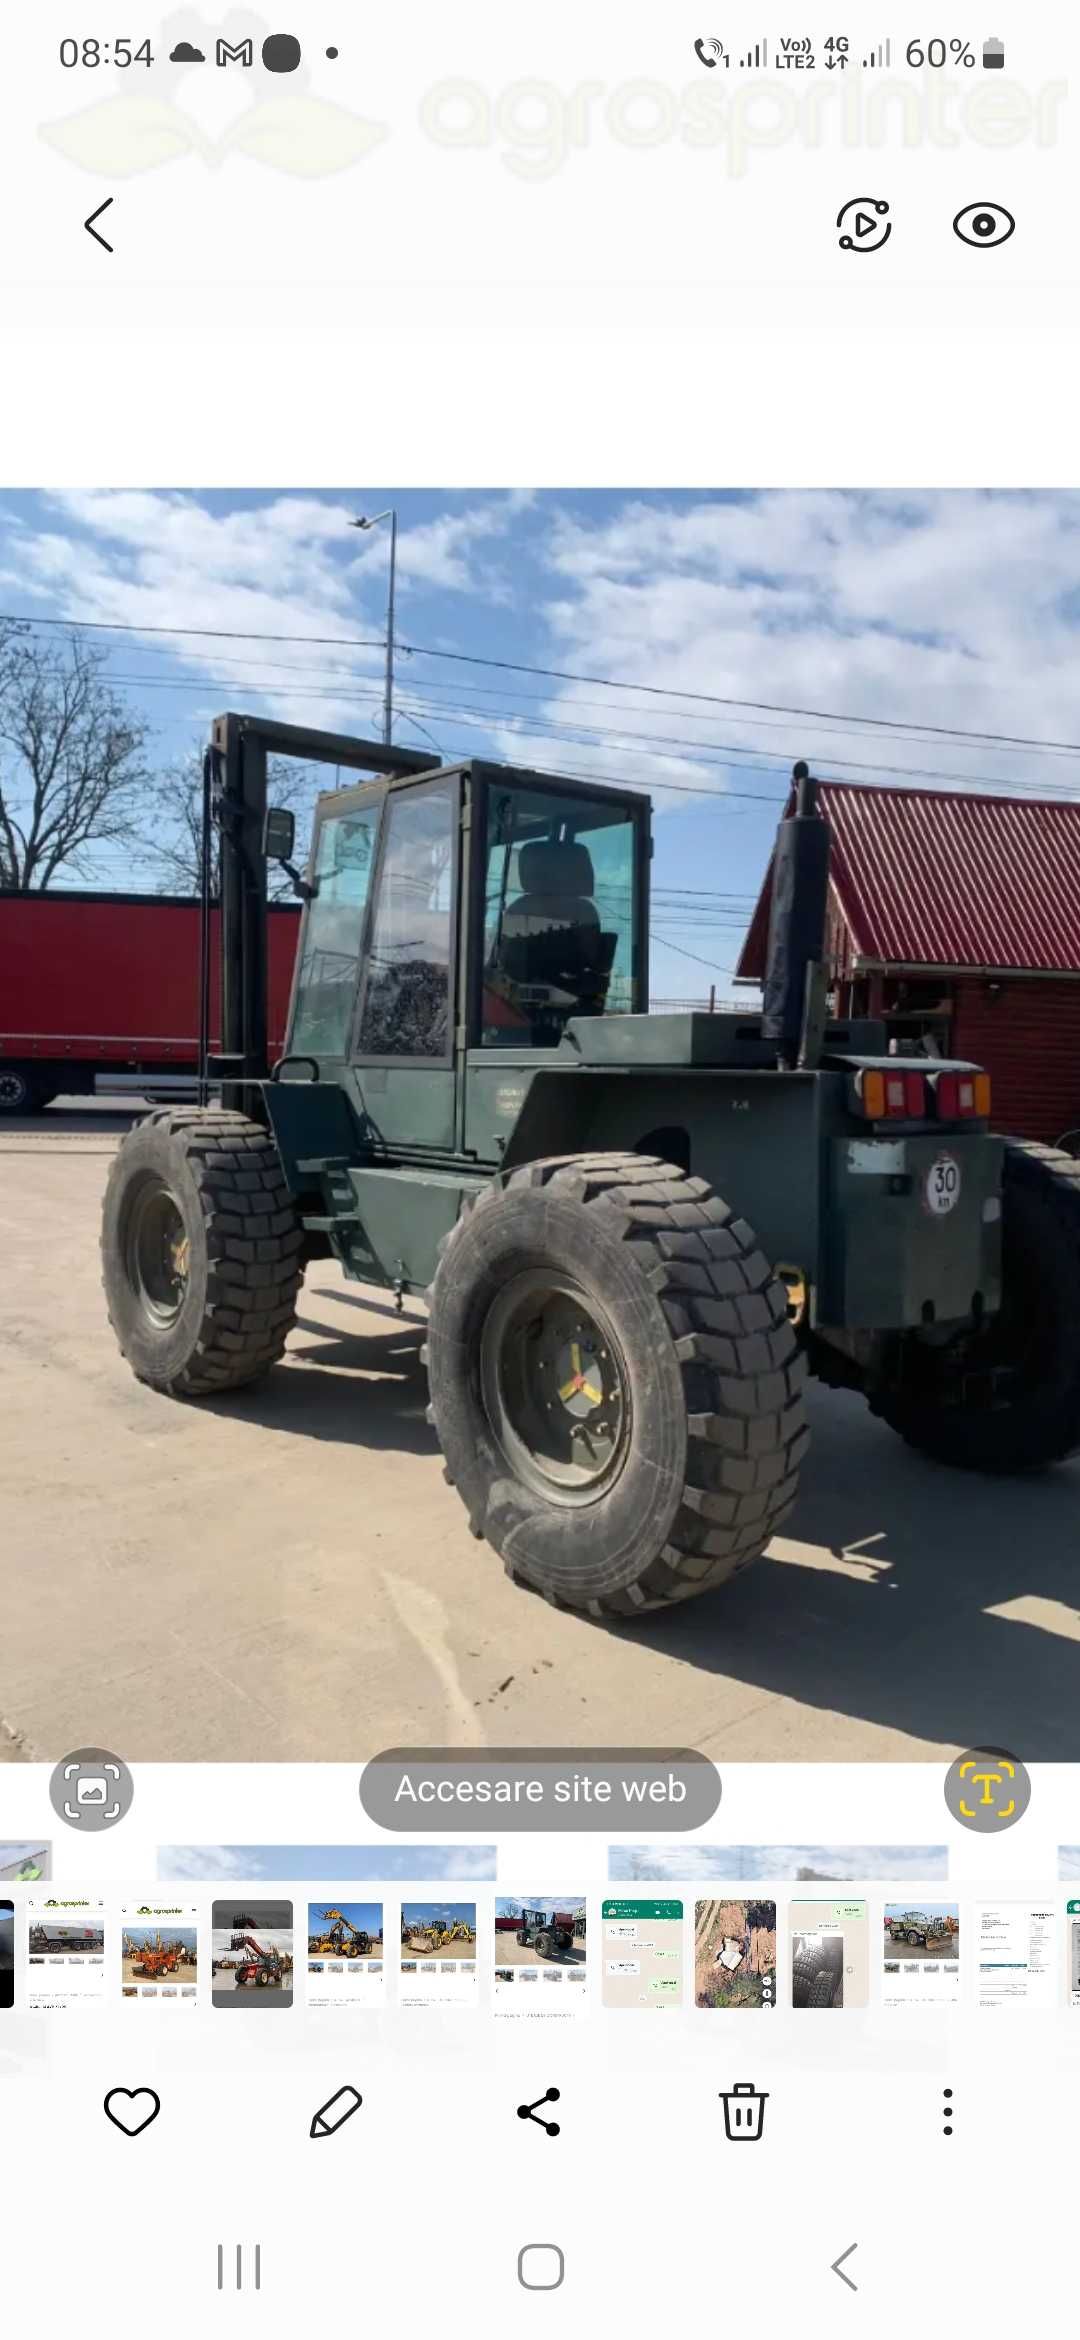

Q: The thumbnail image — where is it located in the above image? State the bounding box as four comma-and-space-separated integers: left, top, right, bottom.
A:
28, 1922, 104, 1958
122, 1927, 198, 1989
883, 1904, 959, 1962
211, 1901, 293, 2007
695, 1900, 776, 2009
792, 1931, 845, 2008
494, 1898, 586, 1966
0, 1844, 51, 1882
160, 1845, 497, 1881
611, 1845, 949, 1882
400, 1904, 477, 1961
307, 1903, 384, 1961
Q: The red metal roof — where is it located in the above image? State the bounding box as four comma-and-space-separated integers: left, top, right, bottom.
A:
736, 781, 1080, 980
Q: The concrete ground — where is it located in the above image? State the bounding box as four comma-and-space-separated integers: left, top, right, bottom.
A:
3, 1105, 1080, 1763
883, 1935, 958, 1962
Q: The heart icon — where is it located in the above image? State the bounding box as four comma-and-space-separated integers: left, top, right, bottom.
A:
104, 2086, 161, 2137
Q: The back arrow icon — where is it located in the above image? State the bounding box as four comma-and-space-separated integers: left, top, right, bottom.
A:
831, 2243, 858, 2292
85, 198, 114, 252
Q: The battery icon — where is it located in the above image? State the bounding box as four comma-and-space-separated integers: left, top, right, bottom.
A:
982, 36, 1005, 68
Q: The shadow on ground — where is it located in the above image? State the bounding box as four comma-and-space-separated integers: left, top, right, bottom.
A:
610, 1385, 1080, 1759
194, 1294, 1080, 1760
203, 1307, 436, 1458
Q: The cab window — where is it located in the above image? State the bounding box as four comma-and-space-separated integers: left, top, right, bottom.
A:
481, 784, 639, 1047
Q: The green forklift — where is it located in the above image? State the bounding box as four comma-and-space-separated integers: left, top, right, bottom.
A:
101, 714, 1080, 1618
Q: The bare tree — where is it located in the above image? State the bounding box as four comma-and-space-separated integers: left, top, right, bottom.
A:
141, 750, 326, 901
0, 629, 151, 890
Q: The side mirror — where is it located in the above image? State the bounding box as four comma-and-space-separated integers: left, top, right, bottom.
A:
263, 806, 296, 862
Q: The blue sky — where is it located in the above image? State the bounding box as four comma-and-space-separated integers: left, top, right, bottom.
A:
883, 1903, 958, 1924
401, 1901, 476, 1925
610, 1844, 950, 1880
158, 1843, 497, 1879
307, 1901, 382, 1933
3, 487, 1080, 994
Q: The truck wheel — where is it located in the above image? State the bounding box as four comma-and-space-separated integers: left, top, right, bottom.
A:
101, 1106, 303, 1397
424, 1153, 808, 1616
0, 1066, 43, 1115
873, 1141, 1080, 1472
535, 1931, 555, 1960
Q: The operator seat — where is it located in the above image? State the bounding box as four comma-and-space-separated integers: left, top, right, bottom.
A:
497, 839, 613, 1015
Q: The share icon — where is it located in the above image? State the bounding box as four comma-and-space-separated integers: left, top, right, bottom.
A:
517, 2086, 561, 2136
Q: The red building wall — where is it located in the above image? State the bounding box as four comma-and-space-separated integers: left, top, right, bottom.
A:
951, 976, 1080, 1146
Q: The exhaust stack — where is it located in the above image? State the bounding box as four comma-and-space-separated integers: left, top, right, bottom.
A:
761, 761, 831, 1068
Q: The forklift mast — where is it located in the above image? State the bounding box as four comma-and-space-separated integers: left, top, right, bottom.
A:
203, 712, 439, 1112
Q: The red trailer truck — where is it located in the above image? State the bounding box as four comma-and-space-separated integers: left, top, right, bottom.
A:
0, 889, 301, 1114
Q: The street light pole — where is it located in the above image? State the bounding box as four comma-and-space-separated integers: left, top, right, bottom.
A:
349, 508, 397, 745
382, 507, 397, 746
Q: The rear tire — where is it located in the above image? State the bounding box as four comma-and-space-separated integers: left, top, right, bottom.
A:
424, 1152, 808, 1617
101, 1106, 303, 1397
0, 1065, 44, 1115
873, 1141, 1080, 1471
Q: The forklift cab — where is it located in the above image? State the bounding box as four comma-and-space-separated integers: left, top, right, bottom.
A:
286, 756, 647, 1064
247, 721, 651, 1153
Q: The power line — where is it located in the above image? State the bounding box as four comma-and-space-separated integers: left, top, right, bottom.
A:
73, 665, 1080, 806
7, 609, 1080, 761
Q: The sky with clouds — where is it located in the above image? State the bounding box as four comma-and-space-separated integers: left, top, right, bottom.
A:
609, 1844, 950, 1880
158, 1843, 498, 1880
3, 487, 1079, 993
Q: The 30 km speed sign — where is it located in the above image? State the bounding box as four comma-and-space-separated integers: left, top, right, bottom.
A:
924, 1153, 962, 1216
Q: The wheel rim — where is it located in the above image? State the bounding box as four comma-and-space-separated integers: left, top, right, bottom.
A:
479, 1271, 631, 1505
125, 1176, 191, 1328
0, 1071, 27, 1107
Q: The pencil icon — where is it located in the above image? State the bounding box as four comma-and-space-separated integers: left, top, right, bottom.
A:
309, 2083, 363, 2139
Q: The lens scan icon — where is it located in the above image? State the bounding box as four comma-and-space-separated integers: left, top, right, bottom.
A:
837, 198, 892, 253
953, 203, 1016, 248
49, 1747, 134, 1832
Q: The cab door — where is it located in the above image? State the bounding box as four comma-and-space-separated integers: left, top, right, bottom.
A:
349, 772, 460, 1153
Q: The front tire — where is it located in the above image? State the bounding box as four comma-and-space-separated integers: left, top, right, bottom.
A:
101, 1106, 303, 1397
873, 1141, 1080, 1472
425, 1153, 808, 1617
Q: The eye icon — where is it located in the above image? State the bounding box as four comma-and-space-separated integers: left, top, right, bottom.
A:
953, 202, 1016, 248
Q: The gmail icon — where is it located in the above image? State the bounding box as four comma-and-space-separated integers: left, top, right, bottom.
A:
216, 37, 254, 66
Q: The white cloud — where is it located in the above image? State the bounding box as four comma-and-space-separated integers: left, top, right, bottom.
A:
0, 490, 523, 739
519, 491, 1080, 807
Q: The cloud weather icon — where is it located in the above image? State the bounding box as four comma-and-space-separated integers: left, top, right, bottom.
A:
169, 42, 205, 63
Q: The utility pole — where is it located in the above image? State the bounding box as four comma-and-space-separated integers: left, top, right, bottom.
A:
349, 508, 398, 744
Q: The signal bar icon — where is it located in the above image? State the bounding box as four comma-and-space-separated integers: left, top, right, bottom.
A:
862, 39, 892, 66
740, 38, 768, 67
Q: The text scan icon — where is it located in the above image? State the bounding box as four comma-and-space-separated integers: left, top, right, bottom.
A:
944, 1748, 1031, 1832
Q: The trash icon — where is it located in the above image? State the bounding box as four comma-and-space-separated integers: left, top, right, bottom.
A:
719, 2081, 768, 2141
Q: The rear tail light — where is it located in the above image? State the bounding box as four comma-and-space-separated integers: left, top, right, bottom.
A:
931, 1069, 991, 1120
854, 1068, 926, 1120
